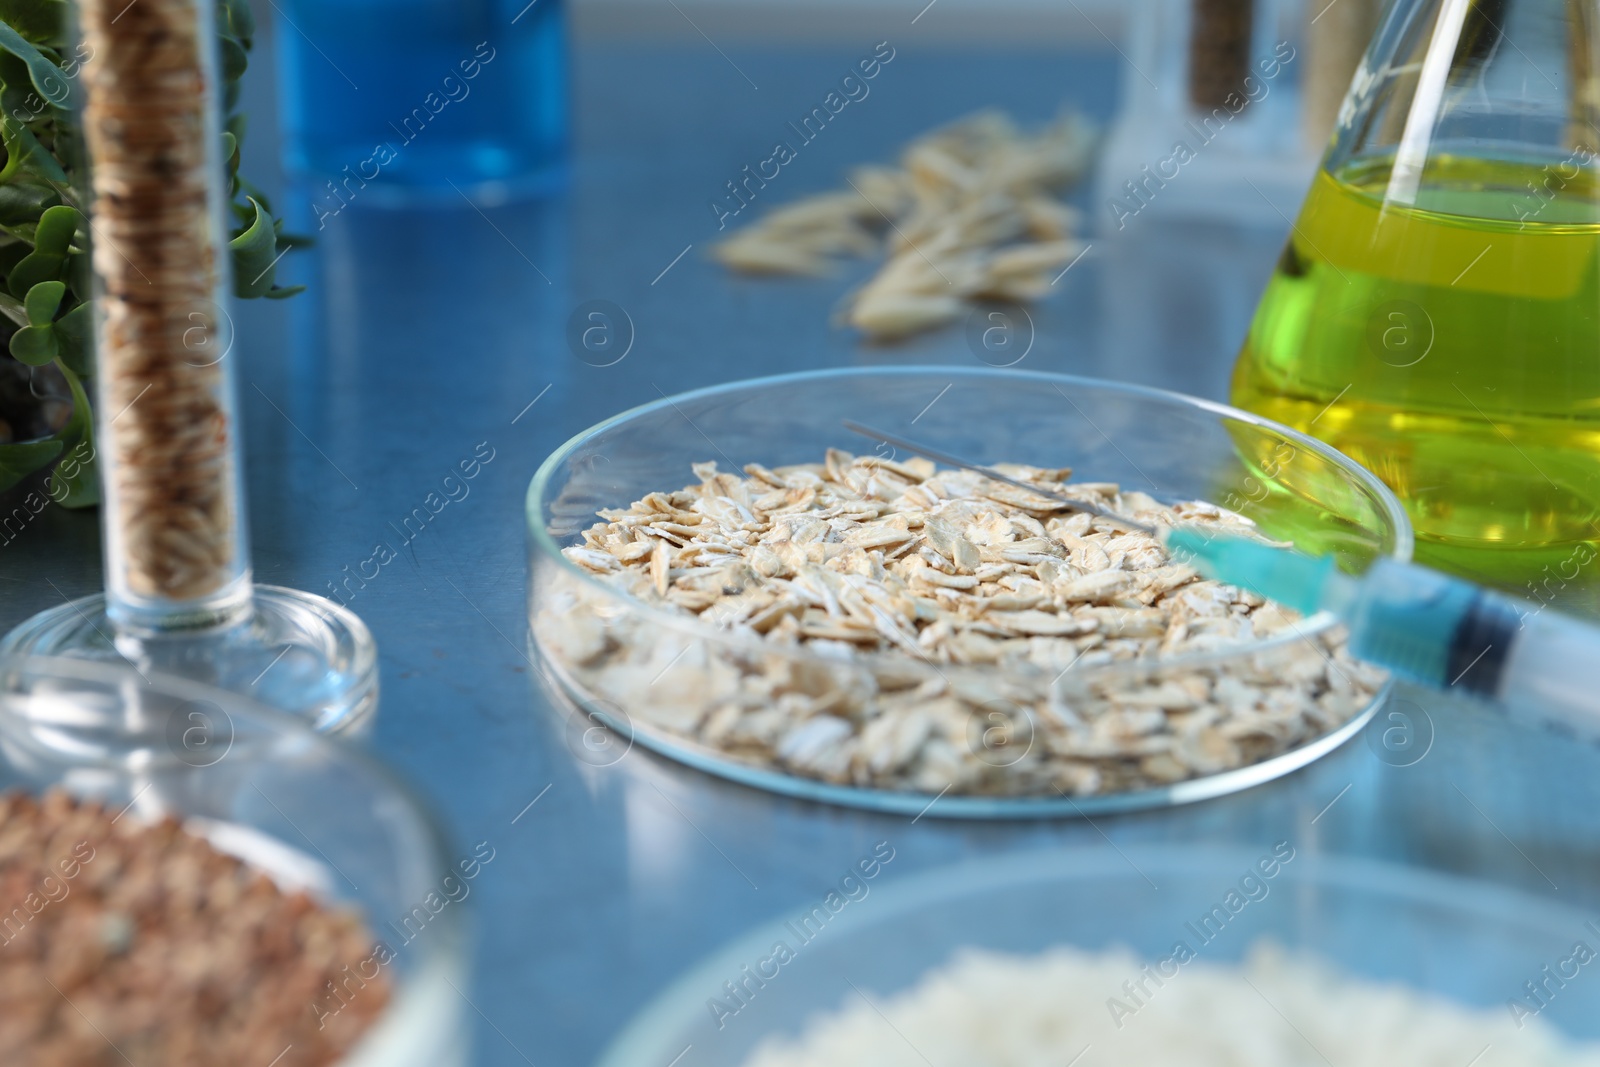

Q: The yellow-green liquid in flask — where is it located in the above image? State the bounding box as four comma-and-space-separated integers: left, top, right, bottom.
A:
1231, 157, 1600, 596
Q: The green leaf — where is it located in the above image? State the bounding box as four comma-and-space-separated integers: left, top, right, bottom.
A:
221, 129, 239, 195
32, 203, 77, 254
237, 173, 273, 216
62, 249, 87, 300
47, 124, 83, 174
218, 33, 248, 84
7, 249, 61, 295
0, 238, 29, 277
230, 196, 282, 298
53, 298, 89, 374
0, 289, 27, 327
0, 112, 66, 184
0, 81, 35, 123
65, 249, 88, 300
44, 360, 94, 507
0, 0, 70, 46
0, 437, 60, 493
0, 49, 40, 117
23, 277, 61, 324
9, 320, 55, 363
0, 21, 71, 107
0, 181, 57, 226
220, 0, 256, 46
0, 47, 30, 83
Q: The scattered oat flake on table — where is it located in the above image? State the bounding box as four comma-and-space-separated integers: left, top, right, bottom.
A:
536, 450, 1385, 800
711, 109, 1098, 341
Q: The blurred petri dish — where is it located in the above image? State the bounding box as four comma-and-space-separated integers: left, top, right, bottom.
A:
0, 654, 470, 1067
598, 846, 1600, 1067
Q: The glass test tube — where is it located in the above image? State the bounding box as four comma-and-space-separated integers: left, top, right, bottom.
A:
78, 0, 251, 630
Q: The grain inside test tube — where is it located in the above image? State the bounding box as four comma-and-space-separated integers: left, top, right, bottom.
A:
80, 0, 237, 602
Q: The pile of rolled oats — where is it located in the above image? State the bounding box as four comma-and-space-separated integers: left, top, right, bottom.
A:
536, 450, 1384, 799
712, 110, 1096, 341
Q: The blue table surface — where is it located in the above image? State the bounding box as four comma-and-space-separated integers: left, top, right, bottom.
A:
5, 27, 1600, 1067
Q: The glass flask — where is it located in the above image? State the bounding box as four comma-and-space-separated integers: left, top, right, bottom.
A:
275, 0, 569, 203
1231, 0, 1600, 601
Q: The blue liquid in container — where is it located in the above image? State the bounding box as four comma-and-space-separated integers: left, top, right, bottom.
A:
275, 0, 567, 202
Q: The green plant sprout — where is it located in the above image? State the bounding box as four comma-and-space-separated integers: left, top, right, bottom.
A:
0, 0, 300, 507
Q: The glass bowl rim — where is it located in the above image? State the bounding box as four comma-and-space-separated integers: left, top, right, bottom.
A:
0, 654, 469, 1064
596, 844, 1580, 1067
526, 366, 1416, 681
0, 652, 460, 917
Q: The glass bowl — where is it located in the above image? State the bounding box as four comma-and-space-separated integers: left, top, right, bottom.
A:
527, 368, 1413, 818
0, 654, 469, 1067
598, 847, 1600, 1067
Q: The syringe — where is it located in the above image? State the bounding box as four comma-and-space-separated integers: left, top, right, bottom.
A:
1166, 527, 1600, 739
843, 420, 1600, 737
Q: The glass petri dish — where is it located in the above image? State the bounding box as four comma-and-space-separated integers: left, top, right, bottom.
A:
598, 847, 1600, 1067
527, 368, 1413, 819
0, 654, 469, 1067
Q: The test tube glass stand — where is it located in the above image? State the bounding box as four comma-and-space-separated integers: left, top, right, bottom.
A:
0, 0, 377, 734
1094, 0, 1322, 232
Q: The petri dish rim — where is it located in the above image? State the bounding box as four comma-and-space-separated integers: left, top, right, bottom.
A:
0, 654, 435, 813
595, 845, 1588, 1067
528, 368, 1414, 819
